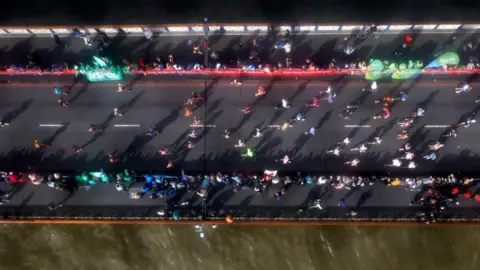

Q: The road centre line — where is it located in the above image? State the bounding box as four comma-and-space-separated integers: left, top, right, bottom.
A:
190, 124, 216, 128
39, 124, 63, 127
267, 125, 294, 128
424, 125, 450, 128
114, 124, 140, 127
344, 125, 371, 128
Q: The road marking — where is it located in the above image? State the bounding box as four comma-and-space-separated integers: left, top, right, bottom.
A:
344, 125, 371, 128
267, 125, 294, 128
114, 124, 141, 127
190, 124, 216, 128
424, 125, 450, 128
39, 124, 63, 127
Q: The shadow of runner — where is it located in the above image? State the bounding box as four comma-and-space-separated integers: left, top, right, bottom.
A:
355, 189, 373, 210
288, 80, 311, 103
65, 76, 84, 93
290, 110, 333, 157
43, 123, 69, 145
68, 82, 89, 104
81, 129, 107, 149
417, 89, 440, 109
119, 90, 145, 114
155, 106, 182, 132
125, 74, 145, 89
204, 77, 220, 98
206, 99, 223, 116
2, 99, 33, 123
244, 121, 265, 144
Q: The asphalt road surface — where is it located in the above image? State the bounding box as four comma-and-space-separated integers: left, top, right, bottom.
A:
0, 31, 478, 69
1, 75, 480, 175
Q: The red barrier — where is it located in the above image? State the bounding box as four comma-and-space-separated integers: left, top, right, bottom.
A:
0, 70, 76, 75
1, 68, 480, 76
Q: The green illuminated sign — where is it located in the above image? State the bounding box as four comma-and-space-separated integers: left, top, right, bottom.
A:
366, 52, 460, 80
78, 56, 124, 82
366, 59, 424, 80
84, 69, 123, 82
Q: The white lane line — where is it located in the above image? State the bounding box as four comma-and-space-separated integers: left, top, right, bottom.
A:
190, 124, 216, 128
424, 125, 450, 128
114, 124, 141, 127
39, 124, 63, 127
267, 125, 294, 128
344, 125, 372, 128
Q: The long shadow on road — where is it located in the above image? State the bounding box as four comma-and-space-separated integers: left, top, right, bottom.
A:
2, 99, 33, 123
43, 123, 69, 145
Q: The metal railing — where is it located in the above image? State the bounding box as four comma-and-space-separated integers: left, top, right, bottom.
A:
0, 23, 479, 36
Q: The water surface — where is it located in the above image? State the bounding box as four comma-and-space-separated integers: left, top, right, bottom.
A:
0, 225, 477, 270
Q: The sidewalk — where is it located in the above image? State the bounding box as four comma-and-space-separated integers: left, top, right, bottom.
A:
0, 30, 478, 77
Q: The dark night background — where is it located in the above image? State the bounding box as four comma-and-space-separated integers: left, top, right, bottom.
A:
0, 0, 480, 25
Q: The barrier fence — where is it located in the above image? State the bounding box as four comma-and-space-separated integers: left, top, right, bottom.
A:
0, 23, 479, 36
2, 68, 480, 77
2, 204, 479, 224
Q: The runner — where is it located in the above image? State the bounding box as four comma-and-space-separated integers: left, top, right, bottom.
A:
184, 107, 192, 117
306, 96, 319, 107
423, 152, 437, 160
117, 83, 130, 92
276, 155, 291, 165
443, 128, 457, 138
223, 130, 231, 139
231, 79, 242, 86
327, 147, 341, 156
304, 127, 316, 136
345, 158, 360, 167
108, 154, 117, 163
146, 127, 160, 136
192, 117, 201, 126
351, 144, 368, 153
113, 108, 123, 116
255, 86, 266, 96
340, 105, 358, 120
458, 116, 476, 128
275, 99, 290, 109
373, 107, 390, 119
253, 128, 263, 138
375, 95, 392, 106
412, 108, 425, 117
188, 130, 197, 139
399, 118, 414, 128
362, 81, 377, 92
397, 130, 409, 140
295, 112, 306, 121
367, 137, 382, 145
455, 82, 472, 94
240, 105, 251, 114
429, 141, 444, 151
235, 140, 245, 148
88, 125, 103, 132
159, 148, 169, 155
57, 98, 69, 107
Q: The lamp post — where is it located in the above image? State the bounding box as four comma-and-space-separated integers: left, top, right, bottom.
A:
202, 18, 209, 219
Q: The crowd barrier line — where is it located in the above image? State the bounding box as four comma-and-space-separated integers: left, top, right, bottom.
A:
2, 69, 480, 76
1, 219, 479, 226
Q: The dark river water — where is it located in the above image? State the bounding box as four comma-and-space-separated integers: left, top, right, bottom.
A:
0, 225, 477, 270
